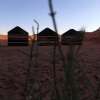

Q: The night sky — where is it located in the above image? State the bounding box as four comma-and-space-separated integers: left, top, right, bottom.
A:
0, 0, 100, 35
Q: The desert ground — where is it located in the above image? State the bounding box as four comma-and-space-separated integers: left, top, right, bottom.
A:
0, 33, 100, 100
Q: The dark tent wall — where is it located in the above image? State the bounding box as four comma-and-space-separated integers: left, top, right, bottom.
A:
37, 27, 59, 46
61, 29, 84, 45
8, 26, 29, 46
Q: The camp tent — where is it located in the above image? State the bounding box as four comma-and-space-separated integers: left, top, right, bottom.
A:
37, 27, 59, 46
61, 29, 84, 45
8, 26, 29, 46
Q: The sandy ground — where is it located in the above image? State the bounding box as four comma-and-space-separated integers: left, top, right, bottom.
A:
0, 36, 100, 100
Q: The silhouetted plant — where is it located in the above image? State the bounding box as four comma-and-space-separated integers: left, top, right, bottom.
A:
94, 75, 100, 100
75, 27, 85, 54
48, 0, 66, 100
33, 19, 39, 68
23, 20, 41, 100
24, 25, 36, 100
48, 1, 87, 100
24, 1, 86, 100
59, 29, 85, 100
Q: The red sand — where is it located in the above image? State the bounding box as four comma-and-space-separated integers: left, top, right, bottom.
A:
0, 33, 100, 100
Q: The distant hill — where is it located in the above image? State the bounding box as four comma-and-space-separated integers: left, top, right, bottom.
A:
0, 35, 7, 40
0, 35, 8, 46
85, 28, 100, 43
0, 35, 36, 46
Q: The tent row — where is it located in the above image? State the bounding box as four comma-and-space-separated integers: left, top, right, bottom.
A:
8, 26, 85, 46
